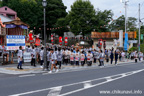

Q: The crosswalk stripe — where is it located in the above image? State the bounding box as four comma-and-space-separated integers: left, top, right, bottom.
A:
47, 86, 62, 96
84, 81, 92, 88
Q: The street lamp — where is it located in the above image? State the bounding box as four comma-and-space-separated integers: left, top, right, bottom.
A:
42, 0, 47, 70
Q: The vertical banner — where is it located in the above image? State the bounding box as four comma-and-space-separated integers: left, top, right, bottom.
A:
59, 36, 62, 46
124, 33, 128, 51
65, 37, 68, 46
51, 35, 54, 45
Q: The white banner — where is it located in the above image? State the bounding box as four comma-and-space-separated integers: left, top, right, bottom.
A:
23, 52, 31, 63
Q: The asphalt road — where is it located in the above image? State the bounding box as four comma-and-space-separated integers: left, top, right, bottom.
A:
0, 62, 144, 96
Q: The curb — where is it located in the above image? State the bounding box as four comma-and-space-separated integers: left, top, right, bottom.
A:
0, 61, 142, 75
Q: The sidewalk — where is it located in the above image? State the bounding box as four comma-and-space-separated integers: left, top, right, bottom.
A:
0, 60, 139, 75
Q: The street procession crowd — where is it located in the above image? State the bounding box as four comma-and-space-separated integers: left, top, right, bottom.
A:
16, 45, 144, 73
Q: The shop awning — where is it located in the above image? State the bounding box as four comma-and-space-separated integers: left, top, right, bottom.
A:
4, 17, 29, 29
6, 24, 28, 29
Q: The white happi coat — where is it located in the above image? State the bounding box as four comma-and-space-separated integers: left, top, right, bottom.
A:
75, 52, 80, 61
80, 53, 85, 61
87, 53, 93, 61
70, 52, 75, 61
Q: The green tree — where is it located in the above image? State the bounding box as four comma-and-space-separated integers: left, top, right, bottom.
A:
109, 15, 137, 31
0, 1, 2, 7
54, 18, 69, 36
2, 0, 43, 33
127, 17, 137, 31
66, 0, 96, 36
45, 0, 67, 38
94, 10, 113, 32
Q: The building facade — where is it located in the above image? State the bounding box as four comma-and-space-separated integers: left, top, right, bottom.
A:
91, 31, 137, 50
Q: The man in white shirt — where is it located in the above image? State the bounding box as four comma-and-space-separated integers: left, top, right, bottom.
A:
75, 50, 80, 66
0, 45, 2, 56
121, 51, 125, 62
87, 51, 93, 66
17, 46, 23, 69
40, 47, 44, 68
70, 50, 75, 65
56, 48, 63, 69
49, 49, 58, 73
67, 49, 71, 64
26, 45, 32, 52
80, 51, 85, 66
31, 46, 36, 67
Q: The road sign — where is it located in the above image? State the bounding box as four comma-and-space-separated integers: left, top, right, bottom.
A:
6, 35, 25, 50
128, 40, 138, 43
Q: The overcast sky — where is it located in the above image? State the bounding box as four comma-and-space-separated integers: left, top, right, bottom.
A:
62, 0, 144, 21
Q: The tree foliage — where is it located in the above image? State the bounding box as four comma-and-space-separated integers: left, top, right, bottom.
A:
109, 15, 137, 32
53, 18, 69, 36
128, 44, 144, 53
94, 10, 113, 32
66, 0, 96, 35
66, 0, 113, 36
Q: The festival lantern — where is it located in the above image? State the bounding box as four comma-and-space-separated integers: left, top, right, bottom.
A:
65, 37, 68, 46
59, 36, 62, 45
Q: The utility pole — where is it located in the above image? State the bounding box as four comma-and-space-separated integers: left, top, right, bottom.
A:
138, 3, 141, 52
125, 1, 128, 34
121, 0, 128, 33
121, 0, 129, 52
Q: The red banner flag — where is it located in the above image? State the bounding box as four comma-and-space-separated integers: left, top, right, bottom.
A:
65, 37, 68, 46
51, 35, 54, 45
